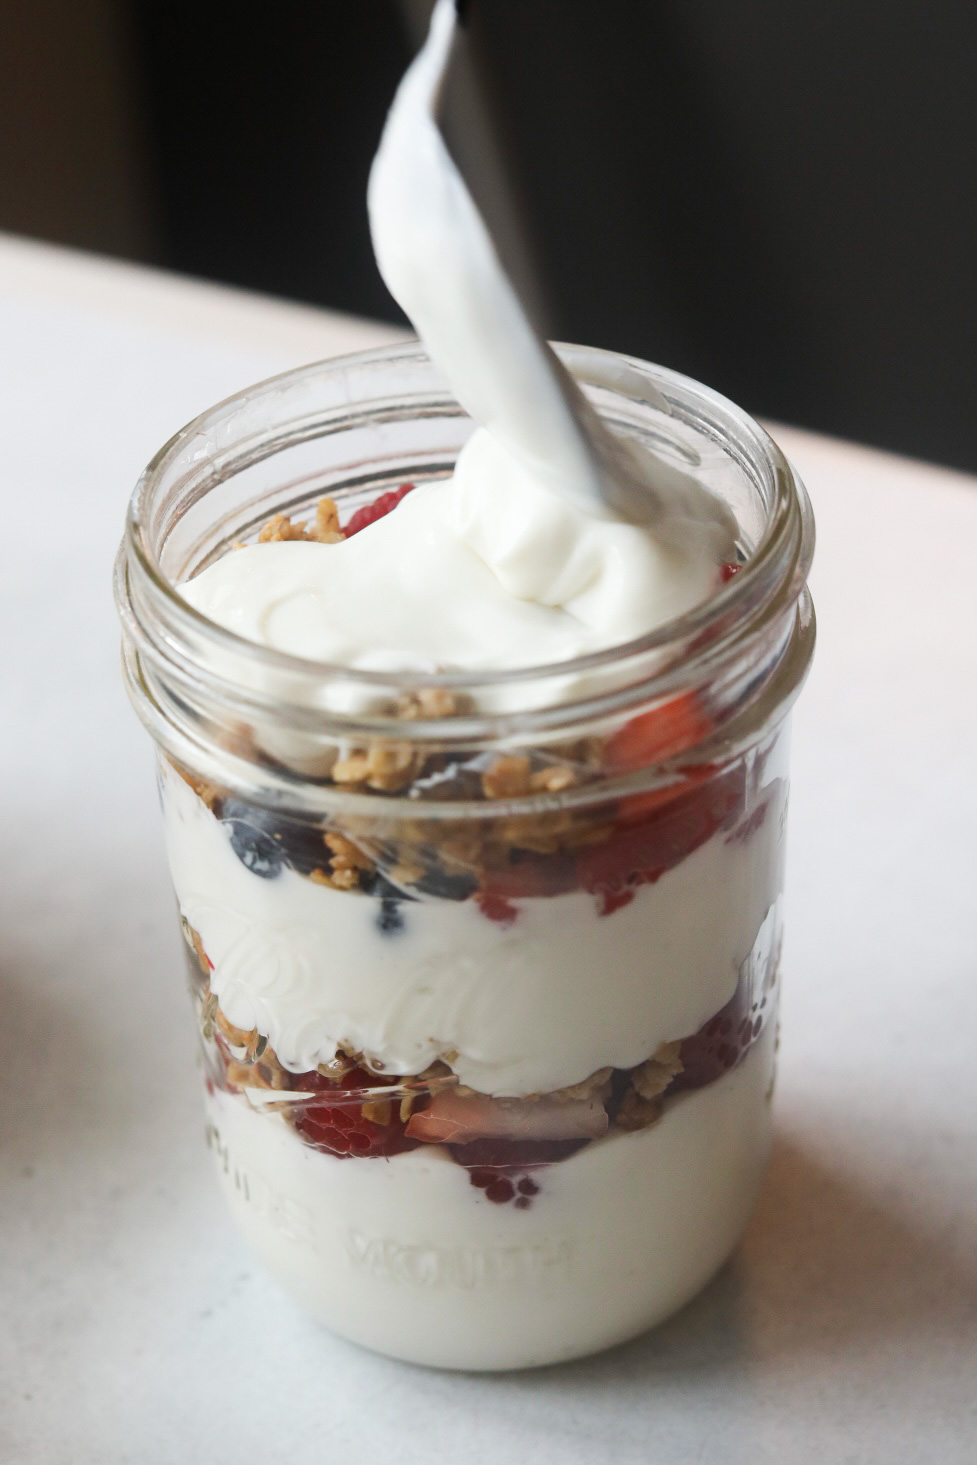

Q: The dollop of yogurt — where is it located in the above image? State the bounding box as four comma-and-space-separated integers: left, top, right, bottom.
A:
180, 0, 734, 693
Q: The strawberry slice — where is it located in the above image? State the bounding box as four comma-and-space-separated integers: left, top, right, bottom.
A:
290, 1066, 419, 1158
604, 690, 713, 774
615, 765, 713, 828
406, 1090, 608, 1145
343, 483, 415, 537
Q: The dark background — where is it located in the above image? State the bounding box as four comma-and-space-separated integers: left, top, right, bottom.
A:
3, 0, 975, 470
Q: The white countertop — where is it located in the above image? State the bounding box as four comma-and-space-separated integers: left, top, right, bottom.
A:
1, 233, 975, 1463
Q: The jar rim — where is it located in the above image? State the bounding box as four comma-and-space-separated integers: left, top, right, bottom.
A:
116, 340, 814, 747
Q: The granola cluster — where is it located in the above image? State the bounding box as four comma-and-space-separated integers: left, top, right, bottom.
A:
255, 497, 345, 545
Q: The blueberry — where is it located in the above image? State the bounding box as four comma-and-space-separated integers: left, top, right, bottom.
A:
217, 799, 333, 878
377, 897, 405, 935
274, 823, 331, 876
219, 799, 285, 879
362, 868, 410, 930
362, 870, 416, 903
408, 758, 483, 801
411, 867, 478, 901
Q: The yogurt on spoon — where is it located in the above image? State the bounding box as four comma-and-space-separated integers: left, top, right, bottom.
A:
180, 0, 734, 694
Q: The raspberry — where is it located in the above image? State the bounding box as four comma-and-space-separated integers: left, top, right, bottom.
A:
451, 1137, 587, 1171
476, 892, 520, 924
343, 483, 415, 537
720, 561, 741, 582
671, 968, 770, 1092
468, 1167, 498, 1190
456, 1146, 568, 1209
290, 1066, 420, 1159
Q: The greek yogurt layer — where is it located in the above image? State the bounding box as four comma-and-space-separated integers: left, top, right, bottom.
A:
205, 1022, 776, 1370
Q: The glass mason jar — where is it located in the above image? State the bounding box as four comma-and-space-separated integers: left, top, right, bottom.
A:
114, 342, 814, 1371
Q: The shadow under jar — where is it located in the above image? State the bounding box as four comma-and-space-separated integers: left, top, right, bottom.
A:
114, 342, 814, 1370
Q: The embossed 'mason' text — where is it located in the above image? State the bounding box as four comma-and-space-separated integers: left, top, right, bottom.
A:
206, 1122, 315, 1247
346, 1230, 573, 1289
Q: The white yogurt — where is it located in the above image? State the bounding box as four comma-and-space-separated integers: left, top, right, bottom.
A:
204, 1022, 775, 1370
161, 756, 784, 1095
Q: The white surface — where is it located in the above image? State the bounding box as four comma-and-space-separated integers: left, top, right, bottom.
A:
1, 233, 975, 1460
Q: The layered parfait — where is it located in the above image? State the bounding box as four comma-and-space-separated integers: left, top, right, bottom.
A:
120, 0, 813, 1369
164, 487, 788, 1368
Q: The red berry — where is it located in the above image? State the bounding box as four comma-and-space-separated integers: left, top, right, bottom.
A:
343, 483, 415, 537
720, 561, 741, 583
604, 691, 713, 774
476, 891, 520, 924
290, 1066, 419, 1159
477, 849, 578, 910
724, 791, 773, 846
577, 762, 746, 917
450, 1137, 587, 1171
596, 887, 635, 917
454, 1142, 578, 1207
671, 964, 772, 1092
